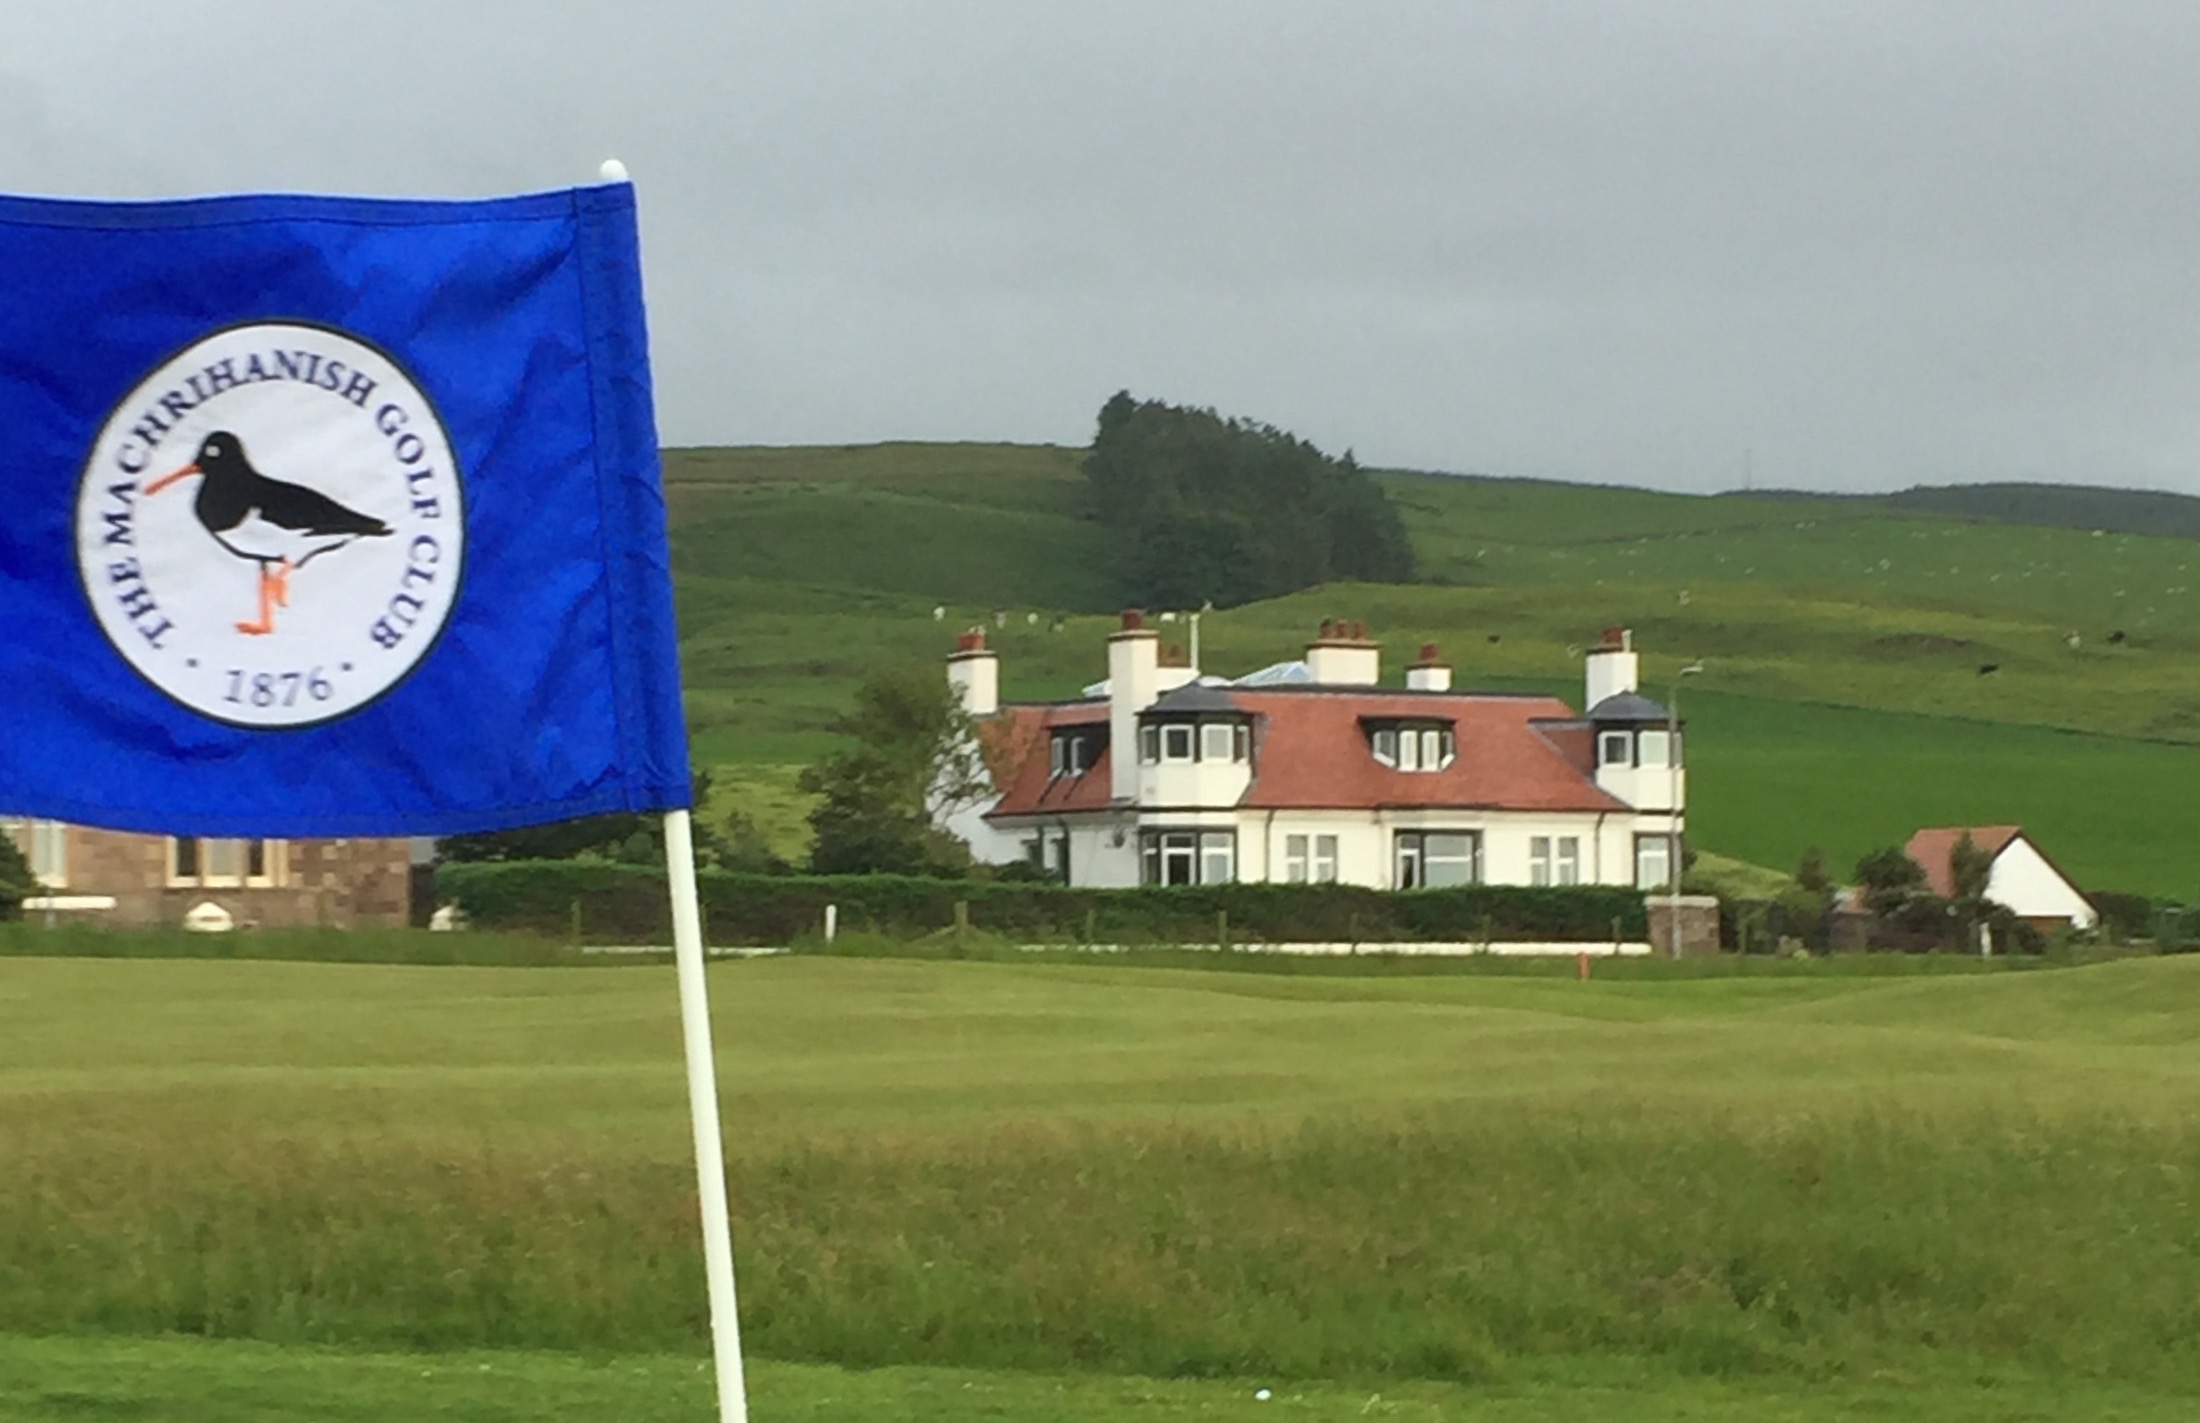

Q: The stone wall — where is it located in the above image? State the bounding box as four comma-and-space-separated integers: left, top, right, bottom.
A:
1644, 893, 1722, 957
11, 824, 410, 929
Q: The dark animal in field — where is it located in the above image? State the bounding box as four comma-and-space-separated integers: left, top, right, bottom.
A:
1978, 663, 2000, 676
2109, 630, 2127, 645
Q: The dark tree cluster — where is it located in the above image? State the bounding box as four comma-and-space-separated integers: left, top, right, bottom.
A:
1084, 392, 1416, 609
438, 771, 783, 873
0, 833, 33, 920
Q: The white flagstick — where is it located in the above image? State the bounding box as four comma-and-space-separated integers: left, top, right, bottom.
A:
664, 807, 750, 1422
601, 155, 748, 1420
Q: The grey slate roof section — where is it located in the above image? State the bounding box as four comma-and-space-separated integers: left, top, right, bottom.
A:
1145, 683, 1241, 715
1585, 691, 1672, 723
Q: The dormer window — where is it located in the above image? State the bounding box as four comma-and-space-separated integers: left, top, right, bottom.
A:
1048, 728, 1103, 778
1596, 729, 1680, 769
1138, 717, 1250, 766
1369, 720, 1455, 772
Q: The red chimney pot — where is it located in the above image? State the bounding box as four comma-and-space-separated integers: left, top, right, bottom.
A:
1417, 642, 1441, 664
1120, 608, 1146, 631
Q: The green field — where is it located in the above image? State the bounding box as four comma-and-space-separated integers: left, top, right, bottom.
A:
6, 1334, 2196, 1422
662, 443, 2200, 896
4, 951, 2200, 1417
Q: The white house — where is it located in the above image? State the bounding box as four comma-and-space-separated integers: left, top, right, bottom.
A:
1903, 825, 2098, 931
941, 615, 1689, 892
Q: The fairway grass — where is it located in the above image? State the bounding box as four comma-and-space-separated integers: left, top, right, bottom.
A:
4, 954, 2200, 1403
3, 1334, 2196, 1423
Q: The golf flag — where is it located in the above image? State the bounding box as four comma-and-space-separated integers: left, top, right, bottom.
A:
0, 183, 691, 837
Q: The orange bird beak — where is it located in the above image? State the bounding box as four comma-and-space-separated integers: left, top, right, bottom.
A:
143, 462, 199, 495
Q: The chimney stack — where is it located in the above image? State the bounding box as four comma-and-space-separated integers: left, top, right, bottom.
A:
946, 628, 999, 716
1109, 610, 1160, 800
1583, 626, 1638, 711
1305, 619, 1380, 686
1405, 642, 1452, 692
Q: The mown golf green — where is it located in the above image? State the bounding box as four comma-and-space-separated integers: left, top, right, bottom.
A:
4, 950, 2199, 1418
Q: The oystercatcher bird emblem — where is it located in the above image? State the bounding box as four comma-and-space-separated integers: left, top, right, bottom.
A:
142, 431, 393, 635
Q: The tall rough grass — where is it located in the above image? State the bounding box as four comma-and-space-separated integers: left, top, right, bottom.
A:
5, 1108, 2195, 1387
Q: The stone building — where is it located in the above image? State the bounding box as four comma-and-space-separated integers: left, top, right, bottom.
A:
2, 819, 410, 929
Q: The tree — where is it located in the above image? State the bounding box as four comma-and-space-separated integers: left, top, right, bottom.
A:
800, 665, 988, 876
440, 771, 732, 867
1854, 846, 1927, 917
1084, 392, 1416, 608
1949, 832, 1993, 902
0, 833, 33, 921
1946, 830, 1998, 951
1796, 846, 1831, 894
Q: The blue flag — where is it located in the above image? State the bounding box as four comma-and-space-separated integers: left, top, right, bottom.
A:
0, 184, 691, 837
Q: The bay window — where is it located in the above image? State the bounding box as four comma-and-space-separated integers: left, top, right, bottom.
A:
1140, 829, 1236, 886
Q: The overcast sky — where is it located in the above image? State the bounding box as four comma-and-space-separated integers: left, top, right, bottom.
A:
11, 3, 2200, 494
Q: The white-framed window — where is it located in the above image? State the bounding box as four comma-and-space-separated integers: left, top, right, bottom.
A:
1139, 725, 1161, 764
1635, 834, 1673, 890
1284, 833, 1338, 883
1284, 833, 1339, 884
1529, 835, 1583, 887
1599, 732, 1632, 767
2, 819, 67, 888
1396, 831, 1481, 889
1370, 722, 1456, 772
1201, 834, 1235, 885
1161, 724, 1195, 763
1049, 730, 1099, 778
1636, 730, 1672, 769
169, 838, 282, 888
1201, 723, 1235, 762
1044, 830, 1071, 881
1141, 829, 1235, 886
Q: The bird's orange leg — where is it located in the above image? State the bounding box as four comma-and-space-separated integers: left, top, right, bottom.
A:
236, 565, 277, 636
270, 558, 292, 609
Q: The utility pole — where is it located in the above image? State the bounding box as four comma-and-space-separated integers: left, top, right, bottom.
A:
1668, 662, 1703, 958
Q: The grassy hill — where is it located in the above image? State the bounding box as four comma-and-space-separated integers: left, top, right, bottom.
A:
662, 444, 2200, 897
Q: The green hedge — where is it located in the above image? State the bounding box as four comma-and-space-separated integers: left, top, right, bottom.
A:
436, 862, 1649, 946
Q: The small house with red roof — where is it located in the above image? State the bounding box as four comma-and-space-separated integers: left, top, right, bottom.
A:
940, 616, 1688, 892
1902, 825, 2097, 931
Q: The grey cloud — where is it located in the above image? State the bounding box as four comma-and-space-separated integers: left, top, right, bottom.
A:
10, 2, 2200, 493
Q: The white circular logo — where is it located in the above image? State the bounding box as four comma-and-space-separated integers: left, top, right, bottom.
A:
75, 322, 464, 728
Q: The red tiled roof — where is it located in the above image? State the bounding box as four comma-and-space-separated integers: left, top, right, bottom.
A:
1234, 690, 1625, 812
1531, 720, 1597, 780
1903, 825, 2024, 898
986, 688, 1625, 818
982, 703, 1114, 818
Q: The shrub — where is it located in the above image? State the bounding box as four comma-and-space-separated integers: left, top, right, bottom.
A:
2088, 890, 2155, 942
436, 862, 1650, 946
